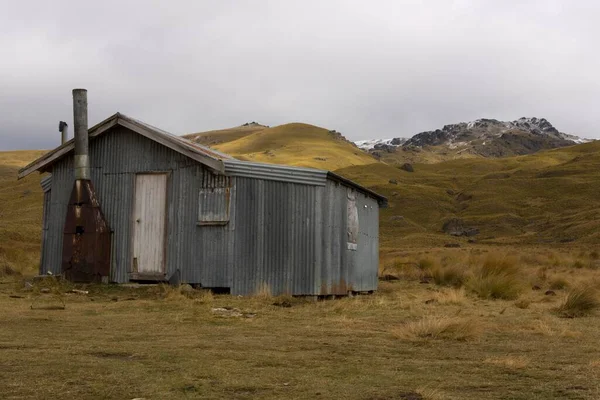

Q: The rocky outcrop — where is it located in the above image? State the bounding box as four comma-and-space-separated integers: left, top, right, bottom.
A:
355, 117, 591, 158
442, 218, 479, 237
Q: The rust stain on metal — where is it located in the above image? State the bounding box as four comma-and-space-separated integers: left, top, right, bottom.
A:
62, 180, 111, 282
321, 280, 353, 296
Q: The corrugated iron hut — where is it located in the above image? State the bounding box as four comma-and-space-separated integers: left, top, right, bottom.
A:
19, 90, 387, 296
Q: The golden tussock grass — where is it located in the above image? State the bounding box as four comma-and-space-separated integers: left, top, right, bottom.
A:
431, 264, 468, 288
548, 275, 570, 290
415, 387, 447, 400
555, 285, 600, 318
391, 316, 481, 341
432, 287, 467, 305
466, 255, 524, 300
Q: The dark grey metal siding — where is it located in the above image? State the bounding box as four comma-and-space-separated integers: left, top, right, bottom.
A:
40, 125, 379, 295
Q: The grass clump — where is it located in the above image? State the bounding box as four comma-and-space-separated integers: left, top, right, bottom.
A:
392, 316, 480, 341
431, 265, 468, 288
433, 287, 467, 305
466, 256, 523, 300
548, 276, 569, 290
514, 299, 531, 309
0, 256, 20, 278
555, 286, 599, 318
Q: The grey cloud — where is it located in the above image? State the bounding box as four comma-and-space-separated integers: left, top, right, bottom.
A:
1, 0, 599, 150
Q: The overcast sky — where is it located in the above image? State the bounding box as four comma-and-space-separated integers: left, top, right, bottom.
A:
1, 0, 599, 150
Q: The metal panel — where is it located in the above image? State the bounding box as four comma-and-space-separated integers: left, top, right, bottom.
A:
39, 188, 51, 272
231, 177, 320, 296
198, 173, 231, 224
40, 175, 52, 193
224, 160, 327, 186
132, 173, 168, 277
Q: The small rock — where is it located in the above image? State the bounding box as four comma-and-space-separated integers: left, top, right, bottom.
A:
388, 179, 398, 185
545, 290, 557, 296
381, 274, 400, 281
111, 296, 119, 302
212, 307, 244, 317
446, 189, 456, 196
532, 285, 542, 291
40, 288, 51, 294
467, 239, 477, 244
400, 163, 414, 172
273, 300, 293, 308
180, 284, 194, 293
67, 289, 89, 295
424, 299, 437, 304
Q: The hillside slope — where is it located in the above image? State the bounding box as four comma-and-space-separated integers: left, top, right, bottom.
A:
0, 150, 46, 275
208, 123, 376, 170
184, 122, 269, 147
337, 141, 600, 249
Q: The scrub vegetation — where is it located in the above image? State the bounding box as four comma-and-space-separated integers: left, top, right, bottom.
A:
2, 248, 600, 399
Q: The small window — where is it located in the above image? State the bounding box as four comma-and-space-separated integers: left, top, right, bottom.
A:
198, 174, 231, 225
347, 189, 358, 250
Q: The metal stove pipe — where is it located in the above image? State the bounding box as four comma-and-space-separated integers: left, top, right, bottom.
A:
72, 89, 90, 180
59, 121, 68, 145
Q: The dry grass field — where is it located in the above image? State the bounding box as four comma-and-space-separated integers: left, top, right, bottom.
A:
1, 248, 600, 400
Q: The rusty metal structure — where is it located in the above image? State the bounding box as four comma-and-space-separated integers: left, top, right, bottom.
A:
60, 89, 111, 282
19, 93, 386, 295
62, 180, 111, 282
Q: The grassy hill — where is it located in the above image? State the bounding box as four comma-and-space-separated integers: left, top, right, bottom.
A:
0, 151, 47, 275
192, 123, 377, 170
336, 141, 600, 253
184, 122, 268, 147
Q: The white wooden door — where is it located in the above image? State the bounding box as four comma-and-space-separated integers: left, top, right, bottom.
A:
132, 173, 168, 277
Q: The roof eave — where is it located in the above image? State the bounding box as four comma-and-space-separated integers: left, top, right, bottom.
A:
327, 171, 388, 208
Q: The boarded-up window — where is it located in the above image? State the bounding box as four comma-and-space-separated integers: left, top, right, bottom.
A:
198, 173, 231, 225
347, 189, 358, 250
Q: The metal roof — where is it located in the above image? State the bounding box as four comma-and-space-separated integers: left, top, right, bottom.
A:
224, 160, 387, 206
18, 113, 231, 179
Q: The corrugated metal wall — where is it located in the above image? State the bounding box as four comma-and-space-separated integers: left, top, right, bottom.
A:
231, 178, 320, 295
228, 177, 379, 296
42, 127, 233, 286
40, 126, 379, 295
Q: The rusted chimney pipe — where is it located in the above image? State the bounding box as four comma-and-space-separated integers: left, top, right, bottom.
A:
59, 121, 68, 145
72, 89, 90, 180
